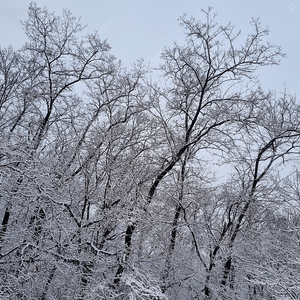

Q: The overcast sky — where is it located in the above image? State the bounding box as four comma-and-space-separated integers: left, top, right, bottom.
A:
1, 0, 299, 98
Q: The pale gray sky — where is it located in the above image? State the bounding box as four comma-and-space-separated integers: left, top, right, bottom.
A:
1, 0, 299, 98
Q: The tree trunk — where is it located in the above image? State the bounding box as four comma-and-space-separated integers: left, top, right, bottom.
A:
0, 208, 10, 251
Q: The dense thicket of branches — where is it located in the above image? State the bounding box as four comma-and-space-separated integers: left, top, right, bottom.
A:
1, 4, 300, 300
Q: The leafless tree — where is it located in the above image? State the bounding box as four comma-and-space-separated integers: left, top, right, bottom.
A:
1, 5, 300, 300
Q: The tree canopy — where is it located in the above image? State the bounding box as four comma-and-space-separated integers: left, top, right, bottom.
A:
1, 4, 300, 300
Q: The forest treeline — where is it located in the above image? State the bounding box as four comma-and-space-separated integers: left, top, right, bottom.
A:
1, 4, 300, 299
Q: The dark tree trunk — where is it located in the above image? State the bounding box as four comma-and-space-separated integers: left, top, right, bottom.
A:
0, 208, 10, 249
113, 223, 135, 286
